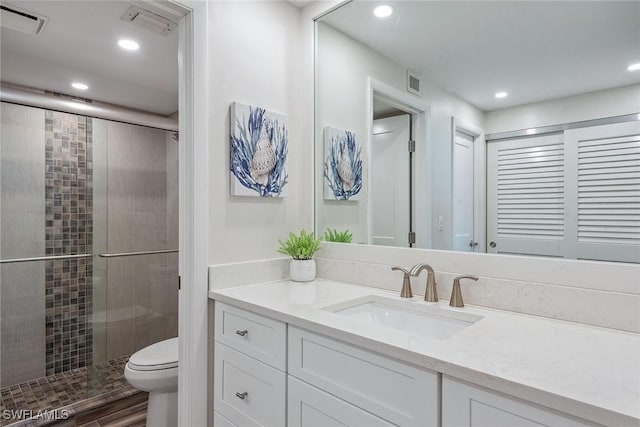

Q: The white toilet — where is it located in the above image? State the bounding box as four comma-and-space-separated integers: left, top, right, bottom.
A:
124, 337, 178, 427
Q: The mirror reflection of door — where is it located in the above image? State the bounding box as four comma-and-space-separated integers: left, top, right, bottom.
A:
371, 114, 411, 247
487, 121, 640, 263
452, 130, 475, 251
486, 134, 565, 258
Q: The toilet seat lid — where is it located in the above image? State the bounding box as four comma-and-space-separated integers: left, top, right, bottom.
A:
128, 337, 178, 371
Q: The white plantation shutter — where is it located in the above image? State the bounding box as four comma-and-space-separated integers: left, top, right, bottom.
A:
488, 120, 640, 263
487, 134, 565, 257
565, 121, 640, 263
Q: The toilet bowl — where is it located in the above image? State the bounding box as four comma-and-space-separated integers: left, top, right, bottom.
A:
124, 337, 178, 427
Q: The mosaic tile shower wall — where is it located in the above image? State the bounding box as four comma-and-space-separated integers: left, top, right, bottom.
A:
44, 111, 93, 375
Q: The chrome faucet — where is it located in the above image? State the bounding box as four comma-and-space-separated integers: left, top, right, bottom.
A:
410, 264, 438, 302
449, 275, 478, 307
391, 266, 413, 298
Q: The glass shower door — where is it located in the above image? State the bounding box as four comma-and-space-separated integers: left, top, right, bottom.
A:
0, 103, 178, 421
0, 104, 99, 422
88, 119, 178, 397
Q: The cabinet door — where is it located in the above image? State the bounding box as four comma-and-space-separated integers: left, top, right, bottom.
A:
214, 343, 286, 427
288, 376, 395, 427
442, 376, 597, 427
289, 326, 438, 426
213, 411, 237, 427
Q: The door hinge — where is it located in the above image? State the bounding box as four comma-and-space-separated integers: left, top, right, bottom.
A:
178, 275, 181, 290
408, 232, 416, 245
408, 140, 416, 152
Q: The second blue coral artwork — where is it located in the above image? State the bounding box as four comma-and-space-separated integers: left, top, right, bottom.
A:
230, 102, 288, 197
323, 127, 363, 201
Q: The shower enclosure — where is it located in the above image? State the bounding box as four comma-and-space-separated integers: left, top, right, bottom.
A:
0, 102, 178, 424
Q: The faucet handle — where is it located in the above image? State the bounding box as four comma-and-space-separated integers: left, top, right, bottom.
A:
391, 266, 413, 298
449, 275, 479, 307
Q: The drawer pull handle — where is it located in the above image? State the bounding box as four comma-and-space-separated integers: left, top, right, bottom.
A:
235, 392, 248, 400
235, 329, 248, 337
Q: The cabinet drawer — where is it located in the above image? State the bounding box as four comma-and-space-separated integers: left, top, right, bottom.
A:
288, 326, 438, 426
214, 343, 286, 427
213, 411, 237, 427
288, 376, 394, 427
215, 302, 286, 370
442, 376, 598, 427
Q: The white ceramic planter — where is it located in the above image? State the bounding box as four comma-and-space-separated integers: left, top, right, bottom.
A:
290, 259, 316, 282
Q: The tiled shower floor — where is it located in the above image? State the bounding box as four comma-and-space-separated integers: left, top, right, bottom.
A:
0, 357, 140, 426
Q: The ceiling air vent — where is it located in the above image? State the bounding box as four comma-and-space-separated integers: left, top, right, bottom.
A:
121, 5, 178, 36
0, 3, 47, 35
407, 70, 421, 96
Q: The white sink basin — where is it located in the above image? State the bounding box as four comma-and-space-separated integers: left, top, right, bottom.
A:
324, 295, 483, 341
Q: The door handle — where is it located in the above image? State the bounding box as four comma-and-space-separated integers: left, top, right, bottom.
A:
235, 391, 248, 400
235, 330, 248, 337
469, 240, 478, 247
489, 241, 496, 248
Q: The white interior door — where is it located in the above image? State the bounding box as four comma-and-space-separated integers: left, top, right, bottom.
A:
452, 130, 475, 251
487, 120, 639, 262
564, 120, 640, 263
371, 115, 410, 247
487, 134, 565, 257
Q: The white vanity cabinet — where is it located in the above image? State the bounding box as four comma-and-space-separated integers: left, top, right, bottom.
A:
288, 376, 395, 427
213, 301, 600, 427
213, 303, 439, 426
442, 376, 597, 427
213, 302, 287, 426
288, 326, 439, 426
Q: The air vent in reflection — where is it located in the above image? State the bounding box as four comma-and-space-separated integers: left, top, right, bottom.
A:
407, 70, 421, 95
121, 5, 177, 36
0, 3, 47, 35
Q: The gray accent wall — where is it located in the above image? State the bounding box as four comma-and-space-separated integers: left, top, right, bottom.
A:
0, 103, 46, 387
101, 120, 178, 360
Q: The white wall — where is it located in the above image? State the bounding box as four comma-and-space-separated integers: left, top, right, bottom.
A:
485, 84, 640, 134
208, 1, 310, 264
315, 22, 484, 249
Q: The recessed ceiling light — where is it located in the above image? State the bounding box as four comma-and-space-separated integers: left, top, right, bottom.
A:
71, 82, 89, 90
495, 91, 508, 99
627, 63, 640, 72
118, 39, 139, 51
374, 5, 393, 18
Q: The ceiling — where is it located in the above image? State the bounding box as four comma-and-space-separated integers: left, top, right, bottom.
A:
0, 1, 179, 115
321, 1, 640, 112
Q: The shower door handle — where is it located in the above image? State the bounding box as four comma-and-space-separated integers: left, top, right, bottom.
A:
98, 249, 178, 258
0, 254, 92, 264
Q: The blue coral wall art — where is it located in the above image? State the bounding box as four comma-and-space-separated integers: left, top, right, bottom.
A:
229, 102, 288, 197
323, 127, 363, 201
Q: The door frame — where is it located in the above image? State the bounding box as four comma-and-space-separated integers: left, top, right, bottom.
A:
366, 78, 431, 248
175, 1, 209, 426
451, 117, 486, 253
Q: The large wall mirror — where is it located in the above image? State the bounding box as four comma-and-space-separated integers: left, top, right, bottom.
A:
314, 0, 640, 263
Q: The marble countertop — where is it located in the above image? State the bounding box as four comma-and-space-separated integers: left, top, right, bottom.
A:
210, 279, 640, 426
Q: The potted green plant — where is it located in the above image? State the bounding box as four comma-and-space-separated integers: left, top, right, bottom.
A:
278, 230, 322, 282
324, 228, 353, 243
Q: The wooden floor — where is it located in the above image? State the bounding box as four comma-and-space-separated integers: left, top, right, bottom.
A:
77, 401, 147, 427
45, 393, 149, 427
0, 357, 138, 427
